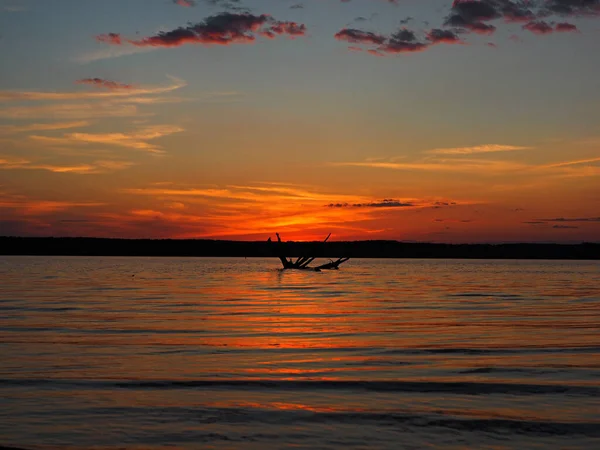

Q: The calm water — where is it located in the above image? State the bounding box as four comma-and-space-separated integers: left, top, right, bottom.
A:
1, 257, 599, 450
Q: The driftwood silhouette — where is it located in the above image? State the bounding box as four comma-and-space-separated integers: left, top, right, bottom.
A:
268, 233, 350, 271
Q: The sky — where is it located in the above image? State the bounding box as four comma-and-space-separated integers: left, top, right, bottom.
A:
0, 0, 598, 243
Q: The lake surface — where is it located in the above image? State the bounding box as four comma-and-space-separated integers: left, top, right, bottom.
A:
1, 257, 599, 450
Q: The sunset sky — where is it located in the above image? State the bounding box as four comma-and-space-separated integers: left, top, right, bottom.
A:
0, 0, 598, 242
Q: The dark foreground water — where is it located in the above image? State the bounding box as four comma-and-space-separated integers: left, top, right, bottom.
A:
1, 257, 599, 450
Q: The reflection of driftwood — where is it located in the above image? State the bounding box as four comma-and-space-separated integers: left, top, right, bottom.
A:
268, 233, 349, 271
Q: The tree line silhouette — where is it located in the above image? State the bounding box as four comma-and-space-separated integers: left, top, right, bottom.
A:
0, 237, 597, 259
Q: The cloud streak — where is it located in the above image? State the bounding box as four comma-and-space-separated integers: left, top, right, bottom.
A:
0, 76, 185, 101
332, 159, 527, 173
30, 124, 184, 154
0, 121, 90, 134
0, 156, 133, 174
332, 146, 600, 178
426, 144, 531, 155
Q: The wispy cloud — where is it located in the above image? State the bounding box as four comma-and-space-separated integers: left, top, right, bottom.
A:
30, 124, 184, 154
332, 159, 527, 173
540, 157, 600, 169
0, 121, 90, 134
0, 155, 134, 174
0, 102, 141, 120
333, 143, 600, 178
426, 144, 531, 155
0, 76, 185, 102
0, 194, 104, 216
74, 46, 157, 64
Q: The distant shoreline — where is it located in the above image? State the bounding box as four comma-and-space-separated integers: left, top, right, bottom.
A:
1, 237, 598, 260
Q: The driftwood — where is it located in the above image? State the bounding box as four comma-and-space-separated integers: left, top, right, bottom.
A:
268, 233, 350, 271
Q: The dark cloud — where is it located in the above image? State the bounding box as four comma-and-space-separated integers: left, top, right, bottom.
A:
337, 24, 447, 55
391, 29, 418, 42
445, 0, 500, 34
555, 21, 579, 31
327, 199, 414, 208
543, 0, 600, 16
434, 201, 458, 206
444, 0, 596, 38
523, 20, 554, 34
99, 13, 306, 48
373, 29, 429, 55
538, 217, 600, 222
524, 217, 600, 228
442, 0, 586, 36
426, 28, 463, 44
327, 199, 461, 209
97, 0, 596, 59
335, 28, 387, 45
96, 33, 122, 45
376, 40, 428, 55
431, 201, 458, 209
361, 199, 414, 208
76, 78, 134, 90
501, 1, 537, 23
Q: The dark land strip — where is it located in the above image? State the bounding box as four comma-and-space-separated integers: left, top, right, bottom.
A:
0, 237, 598, 259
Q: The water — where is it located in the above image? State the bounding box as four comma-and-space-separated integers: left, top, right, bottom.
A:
1, 257, 599, 450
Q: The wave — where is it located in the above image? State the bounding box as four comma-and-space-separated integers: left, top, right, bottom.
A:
2, 378, 598, 396
458, 367, 565, 375
374, 346, 600, 355
3, 404, 600, 439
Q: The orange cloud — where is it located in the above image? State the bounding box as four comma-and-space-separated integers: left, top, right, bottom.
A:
332, 159, 528, 173
0, 102, 141, 119
0, 196, 104, 215
0, 155, 133, 174
0, 76, 185, 101
117, 183, 473, 240
426, 144, 531, 155
0, 121, 90, 134
29, 124, 184, 154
